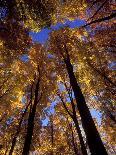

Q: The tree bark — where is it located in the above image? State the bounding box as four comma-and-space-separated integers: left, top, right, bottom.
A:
64, 50, 108, 155
9, 104, 30, 155
59, 93, 87, 155
73, 116, 87, 155
22, 77, 40, 155
50, 116, 54, 155
9, 84, 34, 155
69, 123, 79, 155
59, 90, 87, 155
71, 97, 87, 155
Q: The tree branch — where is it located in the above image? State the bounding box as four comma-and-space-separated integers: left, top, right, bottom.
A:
57, 93, 73, 118
82, 12, 116, 28
87, 0, 108, 22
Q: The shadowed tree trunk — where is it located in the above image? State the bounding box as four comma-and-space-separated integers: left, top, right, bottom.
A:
50, 116, 54, 155
8, 103, 30, 155
59, 93, 87, 155
9, 84, 34, 155
69, 122, 79, 155
73, 116, 87, 155
63, 45, 108, 155
22, 74, 41, 155
70, 93, 87, 155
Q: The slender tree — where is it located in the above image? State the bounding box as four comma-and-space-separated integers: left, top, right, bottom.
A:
22, 71, 41, 155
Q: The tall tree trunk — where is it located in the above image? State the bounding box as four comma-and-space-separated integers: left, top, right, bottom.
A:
9, 84, 34, 155
64, 51, 108, 155
22, 77, 40, 155
50, 117, 54, 155
9, 104, 29, 155
71, 98, 87, 155
69, 123, 79, 155
59, 93, 87, 155
73, 116, 87, 155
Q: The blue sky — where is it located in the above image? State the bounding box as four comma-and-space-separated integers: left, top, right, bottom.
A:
29, 19, 86, 44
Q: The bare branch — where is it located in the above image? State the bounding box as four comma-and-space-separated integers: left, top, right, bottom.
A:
87, 0, 108, 22
57, 93, 73, 118
82, 12, 116, 28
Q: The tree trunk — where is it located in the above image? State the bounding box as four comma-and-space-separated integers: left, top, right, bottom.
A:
60, 91, 87, 155
64, 55, 108, 155
50, 117, 54, 155
69, 123, 79, 155
73, 116, 87, 155
9, 84, 34, 155
71, 98, 87, 155
22, 77, 40, 155
9, 104, 30, 155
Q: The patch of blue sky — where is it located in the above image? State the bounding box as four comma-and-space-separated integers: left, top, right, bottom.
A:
108, 61, 116, 70
6, 117, 14, 125
47, 106, 55, 115
0, 7, 7, 19
47, 53, 55, 59
91, 95, 99, 101
21, 96, 27, 104
20, 54, 29, 62
41, 101, 57, 126
29, 28, 51, 44
42, 117, 49, 126
51, 22, 65, 30
46, 101, 57, 115
90, 109, 102, 126
64, 19, 86, 28
30, 19, 86, 44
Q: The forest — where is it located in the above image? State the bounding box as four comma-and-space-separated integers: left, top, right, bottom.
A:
0, 0, 115, 155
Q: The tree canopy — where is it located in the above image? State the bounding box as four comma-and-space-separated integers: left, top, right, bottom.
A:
0, 0, 115, 154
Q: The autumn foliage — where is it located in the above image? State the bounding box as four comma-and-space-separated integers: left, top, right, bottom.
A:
0, 0, 115, 155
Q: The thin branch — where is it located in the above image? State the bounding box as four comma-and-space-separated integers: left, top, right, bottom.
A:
88, 0, 99, 10
0, 88, 11, 99
57, 93, 73, 118
63, 82, 72, 100
87, 59, 116, 87
82, 12, 116, 28
87, 0, 108, 21
63, 82, 77, 116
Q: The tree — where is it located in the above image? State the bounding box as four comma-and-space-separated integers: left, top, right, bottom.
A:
57, 83, 87, 155
48, 28, 108, 154
22, 43, 57, 155
0, 0, 115, 154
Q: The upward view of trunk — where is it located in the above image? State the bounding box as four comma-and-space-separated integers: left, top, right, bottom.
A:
22, 77, 40, 155
50, 117, 54, 155
71, 97, 87, 155
59, 92, 87, 155
9, 84, 34, 155
69, 123, 79, 155
8, 103, 30, 155
64, 48, 108, 155
73, 116, 87, 155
